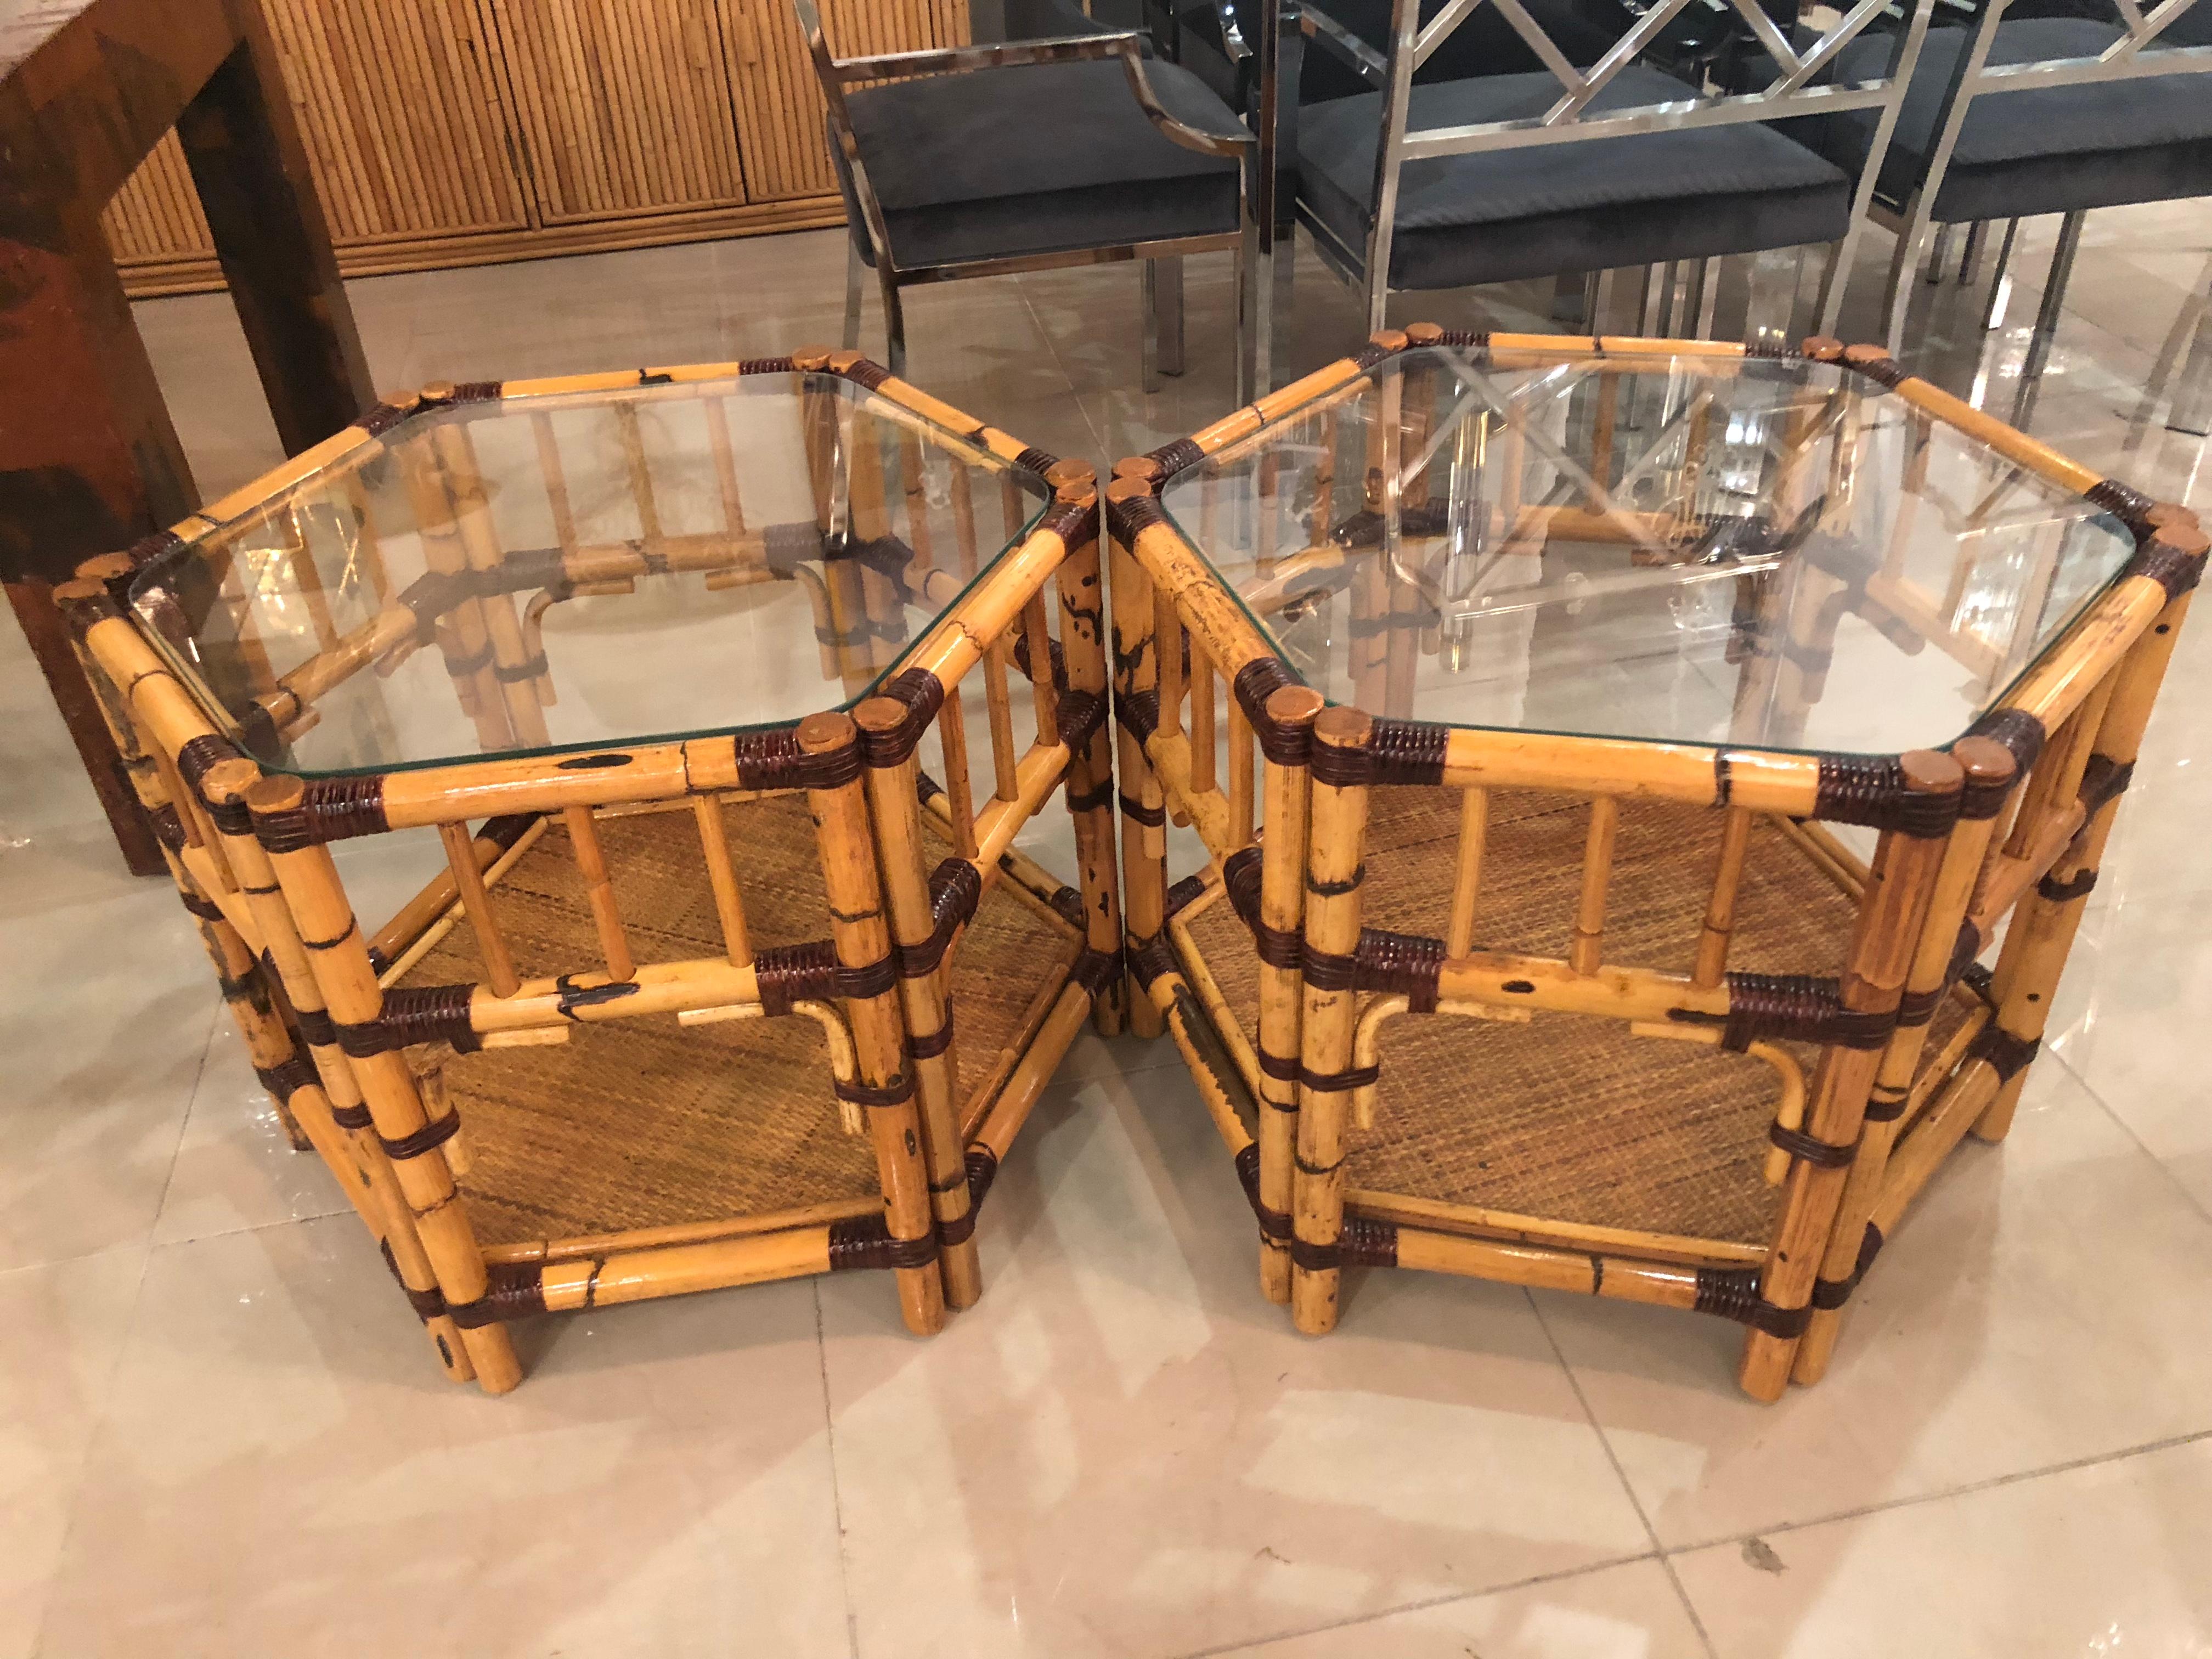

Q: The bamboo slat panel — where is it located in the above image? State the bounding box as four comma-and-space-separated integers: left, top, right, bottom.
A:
100, 133, 215, 264
264, 0, 529, 240
724, 0, 970, 203
487, 0, 749, 221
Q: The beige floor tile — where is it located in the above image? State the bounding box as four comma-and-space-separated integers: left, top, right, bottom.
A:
1540, 1060, 2212, 1550
34, 1216, 850, 1659
0, 1249, 144, 1659
1203, 1559, 1710, 1658
149, 1019, 351, 1248
818, 1066, 1652, 1659
1672, 1436, 2212, 1658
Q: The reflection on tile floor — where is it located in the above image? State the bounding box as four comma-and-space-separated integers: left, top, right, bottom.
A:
4, 201, 2210, 1655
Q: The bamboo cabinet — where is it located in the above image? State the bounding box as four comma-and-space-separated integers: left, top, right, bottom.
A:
1109, 328, 2207, 1401
59, 352, 1119, 1392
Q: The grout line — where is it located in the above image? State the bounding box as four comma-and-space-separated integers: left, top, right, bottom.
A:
2048, 1044, 2212, 1229
811, 1280, 864, 1659
1170, 1549, 1665, 1659
1667, 1424, 2212, 1560
1009, 274, 1111, 462
1528, 1289, 1720, 1659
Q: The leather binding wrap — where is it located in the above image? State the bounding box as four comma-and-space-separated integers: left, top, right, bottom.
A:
1128, 932, 1178, 988
1350, 331, 1407, 370
732, 725, 860, 791
2038, 867, 2097, 903
1669, 972, 1896, 1051
380, 1111, 462, 1161
1767, 1121, 1858, 1169
827, 1212, 937, 1271
1962, 707, 2046, 774
382, 1240, 448, 1322
358, 984, 482, 1055
1164, 873, 1209, 916
755, 940, 840, 1017
1431, 329, 1489, 348
1234, 1142, 1294, 1240
738, 357, 795, 375
1971, 1023, 2040, 1084
2076, 754, 2134, 819
1232, 659, 1307, 765
1307, 732, 1375, 790
894, 858, 983, 977
904, 1000, 955, 1061
1839, 346, 1908, 389
964, 1145, 1000, 1211
447, 1261, 547, 1328
1288, 1213, 1398, 1271
1367, 718, 1448, 786
1106, 487, 1169, 547
857, 668, 945, 769
1118, 790, 1166, 827
1049, 884, 1087, 928
251, 777, 390, 851
1221, 845, 1301, 970
1813, 755, 1960, 838
1810, 1223, 1883, 1310
1353, 928, 1445, 1013
833, 1074, 916, 1109
175, 734, 250, 833
152, 806, 190, 854
1071, 946, 1126, 997
1694, 1267, 1812, 1338
2121, 524, 2209, 600
1115, 687, 1160, 748
2086, 477, 2159, 533
1143, 437, 1205, 479
832, 356, 891, 392
253, 1056, 318, 1101
1013, 445, 1061, 478
357, 400, 414, 437
1037, 496, 1094, 548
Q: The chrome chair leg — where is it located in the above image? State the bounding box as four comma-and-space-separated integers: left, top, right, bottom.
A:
2012, 211, 2085, 428
1926, 223, 1954, 284
843, 240, 865, 352
1551, 271, 1589, 326
1957, 221, 1987, 286
1691, 255, 1721, 338
1747, 246, 1807, 347
1638, 263, 1668, 334
1981, 220, 2020, 332
1143, 256, 1187, 393
1809, 239, 1849, 337
878, 270, 908, 379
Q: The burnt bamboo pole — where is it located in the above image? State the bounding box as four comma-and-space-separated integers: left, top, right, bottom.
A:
1257, 686, 1324, 1304
799, 713, 945, 1335
1793, 737, 2016, 1384
247, 775, 522, 1392
1052, 484, 1126, 1036
1110, 478, 1170, 1040
1290, 708, 1374, 1335
856, 695, 981, 1309
1736, 750, 1961, 1401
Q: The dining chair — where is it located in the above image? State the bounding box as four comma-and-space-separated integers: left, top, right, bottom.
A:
794, 0, 1263, 398
1243, 0, 1939, 366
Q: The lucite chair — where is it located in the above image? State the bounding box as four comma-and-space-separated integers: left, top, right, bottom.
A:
795, 0, 1262, 397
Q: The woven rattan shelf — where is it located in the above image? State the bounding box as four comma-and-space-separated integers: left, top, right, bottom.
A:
1110, 326, 2207, 1401
58, 351, 1122, 1393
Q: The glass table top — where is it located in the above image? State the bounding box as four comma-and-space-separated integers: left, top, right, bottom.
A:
131, 369, 1050, 777
1158, 346, 2137, 758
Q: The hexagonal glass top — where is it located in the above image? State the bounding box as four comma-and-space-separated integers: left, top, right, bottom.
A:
129, 368, 1050, 777
1158, 346, 2137, 757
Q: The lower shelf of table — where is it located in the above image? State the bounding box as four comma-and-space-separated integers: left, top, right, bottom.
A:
1172, 786, 1981, 1267
387, 793, 1084, 1260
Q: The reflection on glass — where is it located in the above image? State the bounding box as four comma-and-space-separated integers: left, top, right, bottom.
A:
131, 372, 1049, 777
1159, 347, 2136, 757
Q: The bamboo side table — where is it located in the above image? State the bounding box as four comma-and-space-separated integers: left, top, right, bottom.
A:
1107, 326, 2207, 1401
58, 350, 1122, 1392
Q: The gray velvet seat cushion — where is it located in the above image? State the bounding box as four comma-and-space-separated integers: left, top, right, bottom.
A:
1812, 20, 2212, 222
1297, 67, 1854, 290
840, 59, 1243, 271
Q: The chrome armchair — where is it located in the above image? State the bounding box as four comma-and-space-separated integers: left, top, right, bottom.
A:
1245, 0, 1939, 364
795, 0, 1264, 397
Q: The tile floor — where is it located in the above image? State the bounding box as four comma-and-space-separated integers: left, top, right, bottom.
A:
5, 206, 2211, 1657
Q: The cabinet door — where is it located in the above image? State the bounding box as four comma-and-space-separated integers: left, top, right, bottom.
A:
486, 0, 749, 222
724, 0, 970, 204
101, 133, 216, 268
262, 0, 531, 242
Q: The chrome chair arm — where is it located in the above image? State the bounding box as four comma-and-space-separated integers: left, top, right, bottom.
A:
1297, 2, 1389, 85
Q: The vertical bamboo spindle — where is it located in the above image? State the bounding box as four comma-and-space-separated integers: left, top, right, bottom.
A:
1109, 478, 1169, 1040
1570, 797, 1619, 977
1256, 686, 1325, 1303
856, 696, 981, 1308
1977, 577, 2197, 1143
1155, 584, 1183, 741
1053, 487, 1126, 1035
1793, 739, 2015, 1384
799, 713, 946, 1335
1229, 696, 1256, 848
201, 760, 473, 1383
562, 805, 635, 981
1691, 805, 1753, 988
938, 688, 980, 859
1306, 413, 1338, 551
846, 398, 906, 670
613, 400, 667, 568
438, 820, 521, 995
1291, 708, 1373, 1334
1446, 786, 1489, 958
795, 347, 840, 538
691, 796, 753, 966
950, 460, 980, 580
1022, 590, 1058, 738
1189, 636, 1217, 797
983, 634, 1020, 801
430, 422, 552, 749
1736, 751, 1959, 1401
898, 430, 935, 571
703, 396, 749, 548
247, 776, 521, 1392
395, 426, 512, 747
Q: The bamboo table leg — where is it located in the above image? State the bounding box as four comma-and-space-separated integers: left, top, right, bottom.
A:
1110, 480, 1169, 1041
1054, 486, 1127, 1036
1256, 686, 1324, 1306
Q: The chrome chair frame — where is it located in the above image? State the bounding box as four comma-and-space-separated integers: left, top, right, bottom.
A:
796, 0, 1265, 398
1249, 0, 1940, 360
1875, 0, 2212, 354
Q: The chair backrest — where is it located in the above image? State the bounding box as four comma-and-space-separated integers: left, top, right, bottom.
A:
1276, 0, 1943, 329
